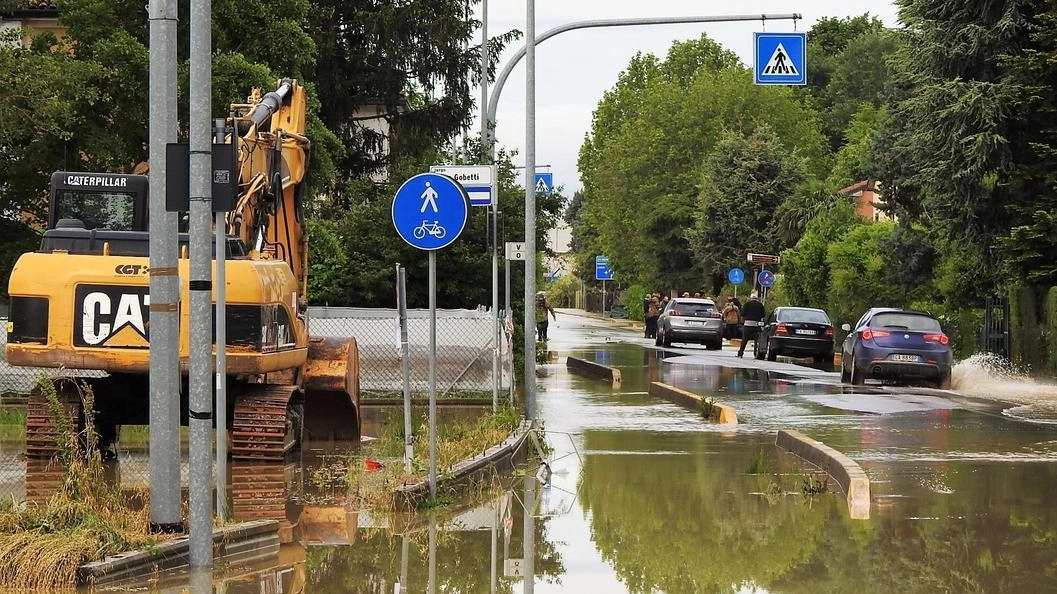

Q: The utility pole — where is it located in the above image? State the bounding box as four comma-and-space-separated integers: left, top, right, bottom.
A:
147, 0, 182, 534
188, 0, 214, 567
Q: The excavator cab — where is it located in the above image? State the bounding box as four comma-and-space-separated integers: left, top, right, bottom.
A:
47, 171, 149, 231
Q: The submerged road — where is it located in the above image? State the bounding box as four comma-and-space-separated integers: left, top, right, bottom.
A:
60, 308, 1057, 593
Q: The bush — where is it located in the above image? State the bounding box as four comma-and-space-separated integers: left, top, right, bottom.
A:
623, 284, 649, 321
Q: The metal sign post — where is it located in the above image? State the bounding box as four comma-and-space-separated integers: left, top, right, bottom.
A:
397, 264, 412, 472
392, 172, 469, 498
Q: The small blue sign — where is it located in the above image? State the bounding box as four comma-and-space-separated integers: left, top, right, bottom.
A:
391, 173, 469, 250
754, 32, 807, 86
595, 255, 614, 281
758, 270, 776, 288
728, 267, 745, 285
534, 173, 554, 195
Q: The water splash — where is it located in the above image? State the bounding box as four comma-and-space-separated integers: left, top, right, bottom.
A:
952, 353, 1057, 422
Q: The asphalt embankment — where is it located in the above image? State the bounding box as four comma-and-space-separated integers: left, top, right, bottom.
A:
648, 382, 738, 424
775, 429, 870, 519
566, 356, 622, 387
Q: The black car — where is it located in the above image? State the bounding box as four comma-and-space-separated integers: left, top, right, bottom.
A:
840, 307, 953, 388
754, 307, 834, 363
655, 298, 723, 349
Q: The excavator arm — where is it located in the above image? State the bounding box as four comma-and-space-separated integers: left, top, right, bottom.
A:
227, 79, 311, 302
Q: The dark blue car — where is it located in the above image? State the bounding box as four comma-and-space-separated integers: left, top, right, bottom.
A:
840, 308, 952, 388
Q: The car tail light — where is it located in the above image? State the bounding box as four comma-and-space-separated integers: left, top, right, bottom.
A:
861, 329, 891, 341
707, 310, 722, 319
669, 310, 681, 316
824, 327, 833, 338
776, 323, 788, 335
924, 333, 949, 345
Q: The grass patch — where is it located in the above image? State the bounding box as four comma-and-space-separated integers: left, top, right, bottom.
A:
801, 475, 829, 495
745, 449, 773, 475
0, 377, 169, 589
0, 406, 26, 439
343, 406, 523, 510
698, 397, 716, 419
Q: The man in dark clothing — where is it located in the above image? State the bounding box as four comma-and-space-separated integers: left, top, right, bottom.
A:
736, 292, 766, 357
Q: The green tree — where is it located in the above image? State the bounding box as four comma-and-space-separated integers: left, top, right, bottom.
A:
779, 198, 859, 310
872, 0, 1040, 299
827, 103, 886, 190
805, 14, 891, 150
691, 126, 807, 295
826, 221, 901, 324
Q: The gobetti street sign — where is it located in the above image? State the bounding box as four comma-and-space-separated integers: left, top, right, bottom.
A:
747, 252, 781, 264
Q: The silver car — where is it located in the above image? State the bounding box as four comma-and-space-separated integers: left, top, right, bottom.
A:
655, 298, 723, 349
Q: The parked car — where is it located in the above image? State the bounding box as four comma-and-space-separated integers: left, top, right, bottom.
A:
754, 307, 834, 363
655, 298, 723, 349
840, 308, 952, 388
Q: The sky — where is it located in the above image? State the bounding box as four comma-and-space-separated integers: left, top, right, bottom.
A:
473, 1, 901, 196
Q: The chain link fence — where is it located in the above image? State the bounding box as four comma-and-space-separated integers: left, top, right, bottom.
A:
309, 306, 512, 398
1, 308, 513, 398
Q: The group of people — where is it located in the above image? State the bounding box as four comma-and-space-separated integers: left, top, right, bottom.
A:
643, 289, 767, 356
642, 292, 669, 338
722, 292, 766, 357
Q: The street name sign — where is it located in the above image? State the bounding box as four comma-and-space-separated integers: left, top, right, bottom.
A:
391, 173, 469, 250
754, 32, 807, 86
747, 252, 781, 264
430, 164, 495, 207
595, 255, 614, 281
505, 241, 527, 261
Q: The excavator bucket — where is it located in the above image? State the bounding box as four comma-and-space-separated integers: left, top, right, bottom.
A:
302, 336, 361, 448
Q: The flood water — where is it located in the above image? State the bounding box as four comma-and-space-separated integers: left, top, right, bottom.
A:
11, 310, 1057, 593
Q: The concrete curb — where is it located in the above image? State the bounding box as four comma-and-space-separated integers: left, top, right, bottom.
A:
566, 356, 622, 387
77, 520, 280, 586
395, 421, 534, 506
775, 429, 870, 519
648, 382, 738, 424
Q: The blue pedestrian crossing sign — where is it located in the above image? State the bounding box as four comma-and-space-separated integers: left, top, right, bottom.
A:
728, 267, 745, 285
595, 255, 614, 281
391, 173, 470, 250
534, 173, 554, 195
758, 270, 776, 288
754, 32, 807, 86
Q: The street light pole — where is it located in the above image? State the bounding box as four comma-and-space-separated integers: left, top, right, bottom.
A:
484, 13, 801, 422
523, 0, 536, 422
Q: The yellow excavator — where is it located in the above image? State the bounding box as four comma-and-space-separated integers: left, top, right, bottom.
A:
5, 79, 360, 461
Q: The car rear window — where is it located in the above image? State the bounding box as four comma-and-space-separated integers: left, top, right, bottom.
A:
778, 308, 830, 324
670, 302, 716, 316
870, 312, 941, 332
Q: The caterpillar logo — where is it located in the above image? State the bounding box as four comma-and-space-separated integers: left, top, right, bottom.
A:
74, 285, 150, 348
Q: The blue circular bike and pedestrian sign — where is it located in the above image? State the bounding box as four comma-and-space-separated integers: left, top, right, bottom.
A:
758, 270, 776, 288
391, 173, 470, 250
728, 267, 745, 285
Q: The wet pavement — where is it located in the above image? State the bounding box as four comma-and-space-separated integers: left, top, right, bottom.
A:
12, 309, 1057, 592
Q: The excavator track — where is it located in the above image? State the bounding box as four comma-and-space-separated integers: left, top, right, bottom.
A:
25, 378, 84, 460
231, 384, 303, 461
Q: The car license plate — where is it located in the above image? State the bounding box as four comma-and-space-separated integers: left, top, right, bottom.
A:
892, 354, 919, 362
794, 329, 815, 335
687, 320, 706, 326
